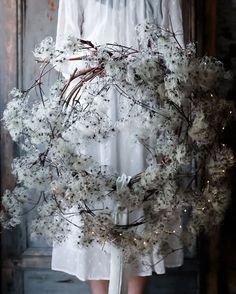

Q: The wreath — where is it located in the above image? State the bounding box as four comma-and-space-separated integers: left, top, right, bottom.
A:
1, 24, 234, 262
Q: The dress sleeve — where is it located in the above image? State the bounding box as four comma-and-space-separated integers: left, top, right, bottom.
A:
161, 0, 184, 47
56, 0, 84, 76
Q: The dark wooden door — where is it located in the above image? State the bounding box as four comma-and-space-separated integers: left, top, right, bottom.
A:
1, 0, 217, 293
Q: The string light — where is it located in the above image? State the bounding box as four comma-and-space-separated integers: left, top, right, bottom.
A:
206, 180, 210, 192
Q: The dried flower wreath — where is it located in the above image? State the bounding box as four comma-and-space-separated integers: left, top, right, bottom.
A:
1, 24, 234, 262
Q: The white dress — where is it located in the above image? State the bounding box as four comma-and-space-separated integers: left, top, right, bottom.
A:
52, 0, 184, 281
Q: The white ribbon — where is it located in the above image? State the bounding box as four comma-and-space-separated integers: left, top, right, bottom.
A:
108, 174, 131, 294
116, 174, 132, 193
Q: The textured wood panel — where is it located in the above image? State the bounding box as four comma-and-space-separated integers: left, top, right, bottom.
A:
0, 0, 17, 195
0, 1, 25, 294
182, 0, 196, 44
22, 0, 58, 248
182, 0, 217, 55
205, 0, 217, 55
195, 0, 217, 55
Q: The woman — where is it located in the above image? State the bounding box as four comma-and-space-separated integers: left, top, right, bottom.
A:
52, 1, 184, 293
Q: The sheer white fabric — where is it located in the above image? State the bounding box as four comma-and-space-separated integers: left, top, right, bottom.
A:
52, 0, 184, 281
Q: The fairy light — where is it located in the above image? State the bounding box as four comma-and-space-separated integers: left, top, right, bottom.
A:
143, 241, 147, 246
173, 230, 176, 233
210, 93, 214, 97
229, 110, 233, 115
179, 225, 182, 229
206, 180, 210, 192
222, 126, 225, 130
184, 209, 187, 213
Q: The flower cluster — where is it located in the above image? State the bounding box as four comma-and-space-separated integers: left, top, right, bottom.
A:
1, 24, 234, 261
